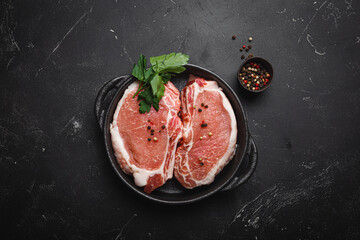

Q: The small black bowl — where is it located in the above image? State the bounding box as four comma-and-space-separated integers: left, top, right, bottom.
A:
237, 57, 274, 93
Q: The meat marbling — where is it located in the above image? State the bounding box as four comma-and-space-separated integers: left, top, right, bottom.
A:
174, 75, 237, 189
110, 81, 182, 193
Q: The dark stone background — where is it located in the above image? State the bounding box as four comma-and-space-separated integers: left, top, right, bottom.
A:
1, 0, 360, 239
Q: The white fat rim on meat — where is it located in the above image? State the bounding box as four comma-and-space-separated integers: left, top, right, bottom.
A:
110, 81, 175, 187
184, 80, 237, 187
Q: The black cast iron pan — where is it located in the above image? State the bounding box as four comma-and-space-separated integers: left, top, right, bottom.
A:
95, 64, 258, 204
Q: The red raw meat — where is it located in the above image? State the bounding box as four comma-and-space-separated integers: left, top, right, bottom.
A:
110, 81, 182, 193
174, 75, 237, 189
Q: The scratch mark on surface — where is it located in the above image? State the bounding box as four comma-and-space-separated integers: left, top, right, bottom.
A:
35, 8, 91, 79
122, 45, 133, 63
8, 31, 20, 51
301, 89, 331, 95
277, 8, 287, 14
301, 161, 317, 169
228, 158, 357, 231
178, 30, 189, 51
3, 2, 21, 52
231, 186, 277, 224
309, 77, 314, 85
306, 34, 326, 55
297, 0, 329, 43
115, 214, 137, 240
27, 179, 36, 193
355, 37, 360, 44
60, 115, 76, 133
27, 42, 35, 48
46, 12, 87, 62
170, 0, 176, 5
163, 7, 175, 17
345, 0, 356, 16
6, 56, 15, 69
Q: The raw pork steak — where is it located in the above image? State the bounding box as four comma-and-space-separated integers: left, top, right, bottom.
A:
110, 81, 182, 193
174, 75, 237, 189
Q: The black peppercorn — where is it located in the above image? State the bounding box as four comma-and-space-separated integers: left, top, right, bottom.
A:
151, 133, 154, 135
241, 55, 245, 59
201, 103, 205, 107
151, 129, 154, 133
162, 125, 165, 129
198, 109, 202, 112
205, 105, 208, 108
147, 126, 151, 130
232, 35, 236, 40
148, 138, 151, 141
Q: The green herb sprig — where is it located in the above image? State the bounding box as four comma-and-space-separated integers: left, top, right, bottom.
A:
131, 53, 189, 113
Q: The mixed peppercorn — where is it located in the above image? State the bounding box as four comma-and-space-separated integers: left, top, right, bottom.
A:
233, 36, 254, 60
239, 62, 271, 91
146, 122, 165, 142
195, 102, 214, 167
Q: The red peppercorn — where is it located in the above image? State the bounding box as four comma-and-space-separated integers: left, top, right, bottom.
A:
255, 83, 259, 87
264, 82, 267, 85
266, 79, 269, 82
244, 80, 247, 84
256, 65, 260, 69
255, 87, 259, 90
250, 62, 254, 66
242, 45, 246, 48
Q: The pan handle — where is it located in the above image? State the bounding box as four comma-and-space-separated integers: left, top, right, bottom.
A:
220, 135, 258, 191
94, 75, 132, 131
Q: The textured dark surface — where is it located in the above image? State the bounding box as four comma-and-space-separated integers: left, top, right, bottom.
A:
1, 0, 360, 239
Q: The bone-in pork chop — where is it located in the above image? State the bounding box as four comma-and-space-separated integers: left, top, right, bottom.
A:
110, 81, 182, 193
174, 75, 237, 189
